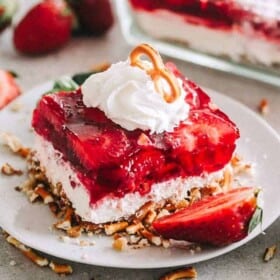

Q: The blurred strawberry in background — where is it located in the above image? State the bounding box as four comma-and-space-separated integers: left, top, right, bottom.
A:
68, 0, 114, 36
0, 0, 17, 33
0, 70, 21, 109
1, 0, 114, 55
13, 0, 74, 54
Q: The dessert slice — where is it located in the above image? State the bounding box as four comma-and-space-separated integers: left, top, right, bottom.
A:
32, 44, 239, 224
129, 0, 280, 66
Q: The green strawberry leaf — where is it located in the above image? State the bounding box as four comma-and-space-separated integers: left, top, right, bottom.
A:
8, 70, 19, 78
48, 76, 79, 93
248, 206, 263, 234
72, 71, 97, 85
48, 67, 104, 94
0, 0, 17, 25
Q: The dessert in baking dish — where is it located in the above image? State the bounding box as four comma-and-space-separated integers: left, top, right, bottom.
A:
129, 0, 280, 66
31, 44, 239, 224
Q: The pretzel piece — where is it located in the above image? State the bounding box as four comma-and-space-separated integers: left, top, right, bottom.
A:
130, 44, 181, 103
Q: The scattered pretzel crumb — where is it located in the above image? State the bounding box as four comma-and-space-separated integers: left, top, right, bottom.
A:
9, 260, 16, 266
49, 261, 73, 275
9, 101, 23, 112
6, 235, 49, 267
113, 236, 128, 251
1, 163, 23, 176
258, 99, 269, 115
264, 245, 277, 262
5, 232, 74, 275
0, 132, 30, 158
160, 267, 197, 280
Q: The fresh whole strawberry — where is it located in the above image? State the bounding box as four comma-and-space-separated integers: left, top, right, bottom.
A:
0, 70, 21, 109
0, 0, 17, 33
13, 0, 73, 54
152, 187, 262, 246
68, 0, 114, 36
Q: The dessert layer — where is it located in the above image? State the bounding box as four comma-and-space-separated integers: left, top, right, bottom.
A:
35, 134, 228, 224
133, 9, 280, 65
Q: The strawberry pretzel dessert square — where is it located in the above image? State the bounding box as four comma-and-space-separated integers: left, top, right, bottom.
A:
24, 44, 261, 248
129, 0, 280, 66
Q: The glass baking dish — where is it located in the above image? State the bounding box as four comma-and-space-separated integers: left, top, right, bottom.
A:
116, 0, 280, 87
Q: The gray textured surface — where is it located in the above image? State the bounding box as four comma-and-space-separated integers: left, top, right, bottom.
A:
0, 4, 280, 280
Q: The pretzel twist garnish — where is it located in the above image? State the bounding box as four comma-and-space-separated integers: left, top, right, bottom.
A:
130, 44, 181, 103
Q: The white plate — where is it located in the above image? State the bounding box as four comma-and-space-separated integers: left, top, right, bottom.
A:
0, 82, 280, 269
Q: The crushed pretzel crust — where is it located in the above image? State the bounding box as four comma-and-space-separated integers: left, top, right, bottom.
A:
17, 152, 253, 251
264, 245, 277, 262
160, 267, 197, 280
1, 163, 23, 176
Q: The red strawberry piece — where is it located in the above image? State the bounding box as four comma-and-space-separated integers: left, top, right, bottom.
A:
129, 149, 165, 194
153, 187, 261, 246
13, 0, 73, 54
67, 124, 130, 170
0, 70, 20, 109
164, 109, 239, 174
69, 0, 114, 36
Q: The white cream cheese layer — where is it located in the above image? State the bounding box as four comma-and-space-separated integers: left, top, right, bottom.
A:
34, 135, 227, 224
133, 9, 280, 66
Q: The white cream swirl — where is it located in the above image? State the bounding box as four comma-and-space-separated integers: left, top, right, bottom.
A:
81, 60, 189, 133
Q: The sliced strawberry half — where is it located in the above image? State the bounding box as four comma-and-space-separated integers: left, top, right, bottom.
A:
0, 70, 20, 109
152, 187, 261, 246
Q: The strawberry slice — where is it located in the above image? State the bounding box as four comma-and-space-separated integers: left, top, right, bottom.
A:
152, 187, 261, 246
0, 70, 20, 109
67, 124, 130, 170
164, 109, 239, 174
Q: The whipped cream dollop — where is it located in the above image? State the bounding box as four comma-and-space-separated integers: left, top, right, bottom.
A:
81, 60, 189, 133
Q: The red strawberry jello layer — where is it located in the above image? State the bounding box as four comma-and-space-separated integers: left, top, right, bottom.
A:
32, 62, 239, 224
129, 0, 280, 65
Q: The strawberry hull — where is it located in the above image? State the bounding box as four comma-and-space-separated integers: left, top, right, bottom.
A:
32, 65, 239, 206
